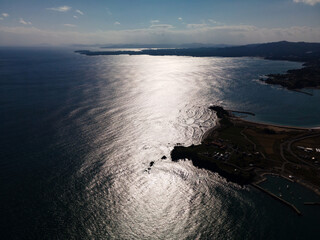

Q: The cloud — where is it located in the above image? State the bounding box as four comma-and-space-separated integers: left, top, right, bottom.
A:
1, 24, 320, 46
0, 17, 3, 21
293, 0, 320, 5
73, 16, 78, 19
178, 17, 183, 21
114, 21, 121, 25
187, 23, 207, 29
75, 9, 84, 15
150, 24, 174, 30
19, 18, 32, 25
2, 13, 9, 18
150, 20, 160, 24
47, 6, 71, 12
208, 19, 223, 25
63, 24, 76, 27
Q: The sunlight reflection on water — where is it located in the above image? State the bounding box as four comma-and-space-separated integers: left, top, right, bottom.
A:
2, 50, 320, 239
67, 55, 320, 239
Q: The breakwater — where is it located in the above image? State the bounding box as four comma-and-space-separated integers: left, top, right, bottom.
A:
252, 184, 302, 216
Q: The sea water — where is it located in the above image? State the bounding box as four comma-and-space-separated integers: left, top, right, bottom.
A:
1, 47, 320, 239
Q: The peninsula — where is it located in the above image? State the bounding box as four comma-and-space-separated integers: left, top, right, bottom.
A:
263, 60, 320, 92
171, 106, 320, 195
76, 41, 320, 91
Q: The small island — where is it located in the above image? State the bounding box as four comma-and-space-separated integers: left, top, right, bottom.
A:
171, 106, 320, 196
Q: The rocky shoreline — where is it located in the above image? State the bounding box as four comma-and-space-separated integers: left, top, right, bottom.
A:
171, 145, 256, 186
262, 60, 320, 92
171, 106, 257, 186
170, 106, 320, 191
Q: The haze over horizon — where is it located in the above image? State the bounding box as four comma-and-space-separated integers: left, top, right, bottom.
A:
0, 0, 319, 46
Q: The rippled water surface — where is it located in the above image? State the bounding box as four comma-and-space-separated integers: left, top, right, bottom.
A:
1, 48, 320, 239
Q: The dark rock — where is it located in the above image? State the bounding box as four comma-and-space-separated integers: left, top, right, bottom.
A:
263, 60, 320, 91
209, 106, 230, 118
171, 146, 255, 186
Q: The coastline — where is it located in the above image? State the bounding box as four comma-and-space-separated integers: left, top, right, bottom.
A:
171, 106, 320, 215
228, 116, 320, 131
171, 106, 320, 196
76, 41, 320, 92
262, 60, 320, 92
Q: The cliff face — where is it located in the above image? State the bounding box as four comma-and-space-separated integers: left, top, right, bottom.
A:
171, 145, 255, 186
171, 106, 256, 186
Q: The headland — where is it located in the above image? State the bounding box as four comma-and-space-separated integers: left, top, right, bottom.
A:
262, 60, 320, 94
171, 106, 320, 196
76, 41, 320, 91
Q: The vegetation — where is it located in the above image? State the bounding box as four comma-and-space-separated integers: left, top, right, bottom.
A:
171, 106, 320, 190
264, 60, 320, 91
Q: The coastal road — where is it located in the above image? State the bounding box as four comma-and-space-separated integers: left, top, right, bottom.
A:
279, 132, 320, 175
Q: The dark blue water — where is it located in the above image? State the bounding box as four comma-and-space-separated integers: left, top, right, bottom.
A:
1, 47, 320, 239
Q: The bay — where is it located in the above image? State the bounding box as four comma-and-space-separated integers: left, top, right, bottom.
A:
1, 47, 320, 239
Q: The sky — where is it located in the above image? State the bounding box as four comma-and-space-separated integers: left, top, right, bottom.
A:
0, 0, 319, 46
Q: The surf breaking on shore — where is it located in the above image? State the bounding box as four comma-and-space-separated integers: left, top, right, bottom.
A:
171, 105, 320, 214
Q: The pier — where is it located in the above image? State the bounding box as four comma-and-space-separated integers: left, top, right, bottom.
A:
229, 110, 255, 116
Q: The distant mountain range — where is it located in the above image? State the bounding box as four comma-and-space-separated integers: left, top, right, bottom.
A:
100, 43, 232, 49
76, 41, 320, 62
72, 43, 232, 49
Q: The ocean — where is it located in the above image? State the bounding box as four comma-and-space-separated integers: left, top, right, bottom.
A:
1, 47, 320, 239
